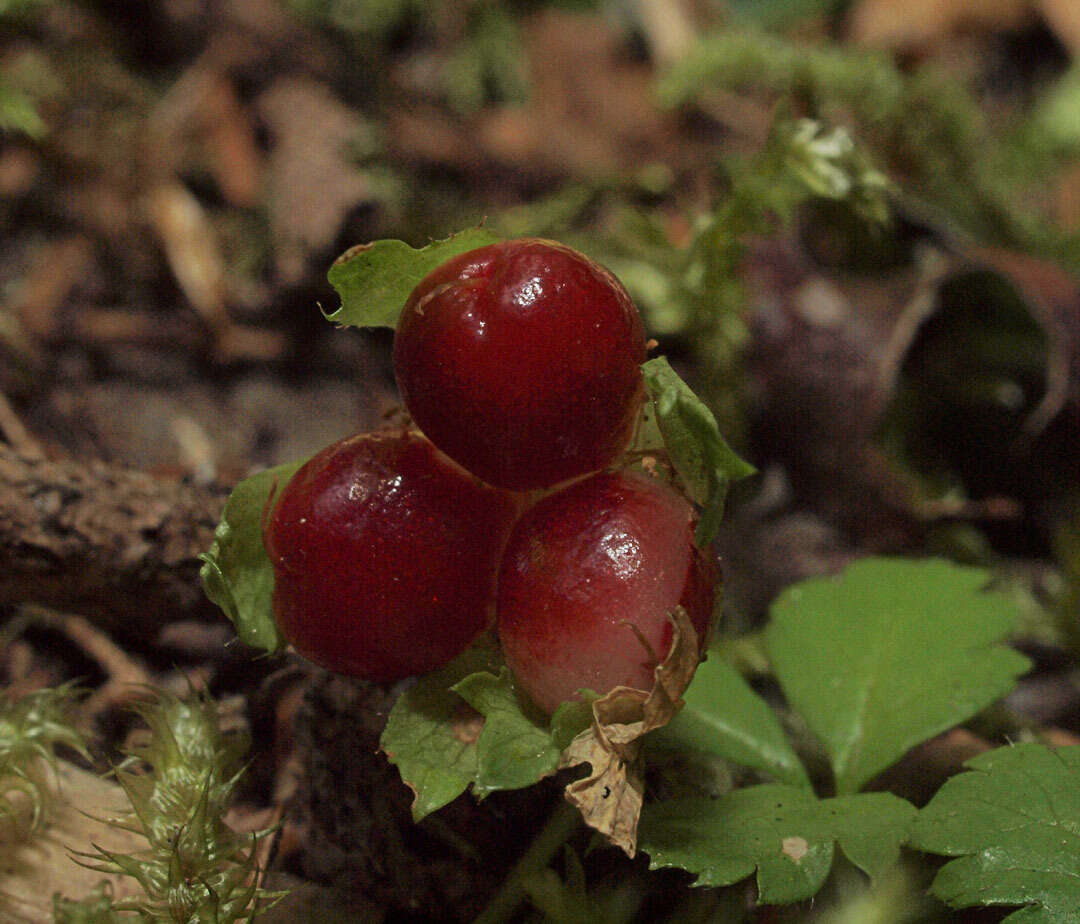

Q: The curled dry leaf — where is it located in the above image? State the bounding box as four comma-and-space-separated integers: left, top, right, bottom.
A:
559, 607, 701, 857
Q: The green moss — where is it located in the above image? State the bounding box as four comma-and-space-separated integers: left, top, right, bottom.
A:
0, 683, 87, 832
65, 690, 284, 923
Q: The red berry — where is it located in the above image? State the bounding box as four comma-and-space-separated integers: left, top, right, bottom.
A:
393, 239, 647, 491
264, 431, 517, 682
496, 470, 716, 714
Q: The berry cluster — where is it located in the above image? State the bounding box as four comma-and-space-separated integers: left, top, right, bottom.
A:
264, 239, 715, 713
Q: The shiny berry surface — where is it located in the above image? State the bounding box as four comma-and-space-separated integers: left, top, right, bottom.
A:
264, 431, 517, 681
393, 239, 646, 491
496, 471, 716, 714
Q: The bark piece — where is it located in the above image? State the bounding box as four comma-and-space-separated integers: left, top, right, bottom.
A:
0, 444, 225, 637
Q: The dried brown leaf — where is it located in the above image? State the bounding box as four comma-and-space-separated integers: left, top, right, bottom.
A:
145, 182, 228, 325
257, 78, 382, 285
849, 0, 1030, 51
559, 607, 701, 856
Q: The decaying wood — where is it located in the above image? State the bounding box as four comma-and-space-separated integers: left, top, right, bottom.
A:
0, 444, 225, 639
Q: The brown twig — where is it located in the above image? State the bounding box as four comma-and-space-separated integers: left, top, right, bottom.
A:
16, 604, 154, 721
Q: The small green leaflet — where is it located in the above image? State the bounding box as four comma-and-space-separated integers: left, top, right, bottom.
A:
641, 356, 756, 547
452, 668, 591, 797
382, 650, 591, 820
648, 654, 809, 789
381, 641, 500, 822
326, 228, 500, 329
911, 744, 1080, 923
199, 461, 303, 652
765, 558, 1031, 795
640, 785, 916, 903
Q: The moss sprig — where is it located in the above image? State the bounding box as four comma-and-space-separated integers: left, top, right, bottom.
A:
68, 689, 283, 923
0, 682, 88, 832
53, 882, 123, 924
656, 27, 1080, 268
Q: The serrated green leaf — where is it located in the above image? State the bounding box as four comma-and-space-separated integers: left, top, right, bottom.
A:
648, 654, 809, 789
381, 641, 500, 821
641, 786, 915, 903
326, 228, 500, 329
642, 786, 830, 899
451, 669, 592, 797
199, 461, 303, 652
641, 356, 755, 547
452, 668, 562, 796
386, 657, 591, 815
910, 744, 1080, 923
765, 558, 1031, 795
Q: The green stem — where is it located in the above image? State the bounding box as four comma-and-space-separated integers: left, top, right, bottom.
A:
472, 799, 580, 924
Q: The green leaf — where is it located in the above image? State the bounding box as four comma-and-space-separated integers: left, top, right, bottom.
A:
641, 356, 755, 547
0, 78, 45, 138
443, 3, 528, 113
453, 669, 589, 796
911, 743, 1080, 923
648, 654, 809, 789
641, 786, 916, 903
765, 558, 1031, 795
549, 698, 595, 752
53, 881, 123, 924
199, 461, 303, 652
383, 647, 591, 818
726, 0, 847, 30
381, 641, 500, 821
326, 228, 500, 329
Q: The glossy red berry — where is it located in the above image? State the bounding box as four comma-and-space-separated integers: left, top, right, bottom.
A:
264, 431, 517, 682
393, 238, 647, 491
496, 470, 716, 714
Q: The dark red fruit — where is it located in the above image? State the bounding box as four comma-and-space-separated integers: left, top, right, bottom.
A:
496, 470, 716, 714
264, 431, 517, 682
393, 238, 647, 491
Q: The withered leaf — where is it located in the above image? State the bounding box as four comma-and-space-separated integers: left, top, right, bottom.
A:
559, 607, 701, 856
